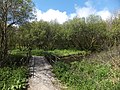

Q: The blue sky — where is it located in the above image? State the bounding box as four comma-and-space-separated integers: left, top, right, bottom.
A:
32, 0, 120, 23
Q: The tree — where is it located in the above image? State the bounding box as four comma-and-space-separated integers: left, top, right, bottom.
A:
111, 11, 120, 46
0, 0, 35, 61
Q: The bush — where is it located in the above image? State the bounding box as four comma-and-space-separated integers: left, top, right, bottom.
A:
1, 54, 28, 67
31, 49, 44, 56
53, 60, 120, 90
10, 49, 27, 56
0, 54, 29, 90
0, 66, 28, 90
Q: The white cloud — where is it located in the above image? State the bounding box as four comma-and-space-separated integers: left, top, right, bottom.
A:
97, 9, 111, 20
36, 9, 68, 24
35, 1, 112, 24
75, 1, 111, 20
75, 5, 96, 18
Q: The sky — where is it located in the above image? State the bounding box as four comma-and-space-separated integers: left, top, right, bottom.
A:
32, 0, 120, 24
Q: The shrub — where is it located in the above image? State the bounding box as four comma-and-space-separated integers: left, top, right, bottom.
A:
53, 48, 120, 90
0, 54, 29, 90
0, 66, 28, 90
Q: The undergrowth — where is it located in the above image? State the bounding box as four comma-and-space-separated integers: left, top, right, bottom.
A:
47, 49, 87, 56
11, 49, 87, 56
0, 55, 28, 90
53, 47, 120, 90
0, 66, 28, 90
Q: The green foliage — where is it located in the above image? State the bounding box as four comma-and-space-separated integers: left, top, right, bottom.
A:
53, 60, 120, 90
53, 62, 70, 79
0, 54, 28, 90
11, 49, 44, 56
0, 0, 35, 61
47, 49, 87, 56
11, 49, 87, 57
0, 66, 28, 90
52, 46, 120, 90
13, 14, 120, 51
10, 49, 28, 56
31, 49, 45, 56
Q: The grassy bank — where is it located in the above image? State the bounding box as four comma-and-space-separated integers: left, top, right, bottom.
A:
53, 47, 120, 90
10, 49, 86, 56
47, 49, 87, 56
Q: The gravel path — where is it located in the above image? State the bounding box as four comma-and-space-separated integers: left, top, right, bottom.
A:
28, 56, 60, 90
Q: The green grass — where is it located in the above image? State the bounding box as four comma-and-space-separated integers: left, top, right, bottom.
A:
53, 60, 120, 90
10, 49, 28, 56
0, 54, 28, 90
0, 66, 28, 90
53, 47, 120, 90
31, 49, 45, 56
47, 49, 87, 56
10, 49, 44, 56
11, 49, 87, 57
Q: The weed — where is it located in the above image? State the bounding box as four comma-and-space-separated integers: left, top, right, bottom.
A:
53, 47, 120, 90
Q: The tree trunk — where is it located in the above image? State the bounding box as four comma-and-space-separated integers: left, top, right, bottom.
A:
0, 21, 8, 61
4, 27, 8, 60
1, 33, 7, 61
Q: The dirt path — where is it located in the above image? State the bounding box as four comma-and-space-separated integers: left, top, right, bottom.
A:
28, 56, 60, 90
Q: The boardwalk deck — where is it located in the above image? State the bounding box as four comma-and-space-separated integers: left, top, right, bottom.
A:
28, 56, 60, 90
